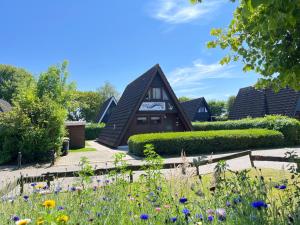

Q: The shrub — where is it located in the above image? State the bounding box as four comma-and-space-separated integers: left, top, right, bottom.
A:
85, 123, 105, 140
128, 129, 284, 156
193, 115, 300, 145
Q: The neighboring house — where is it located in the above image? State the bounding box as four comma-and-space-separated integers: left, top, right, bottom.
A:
181, 97, 212, 122
229, 86, 300, 120
95, 96, 117, 123
0, 99, 12, 113
98, 64, 192, 147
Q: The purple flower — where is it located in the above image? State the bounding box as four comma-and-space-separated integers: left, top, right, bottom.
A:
30, 183, 37, 187
23, 195, 29, 201
251, 200, 267, 209
274, 185, 286, 190
195, 214, 203, 220
11, 216, 20, 221
226, 201, 231, 207
208, 215, 214, 222
140, 214, 149, 220
170, 217, 177, 222
70, 187, 76, 192
216, 208, 226, 221
57, 206, 64, 210
179, 197, 188, 204
182, 208, 190, 215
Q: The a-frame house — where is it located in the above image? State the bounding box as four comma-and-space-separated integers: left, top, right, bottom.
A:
98, 64, 193, 147
95, 96, 117, 123
181, 97, 212, 122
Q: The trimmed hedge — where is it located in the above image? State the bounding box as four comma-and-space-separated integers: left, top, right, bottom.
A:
128, 129, 284, 156
85, 123, 105, 140
193, 115, 300, 145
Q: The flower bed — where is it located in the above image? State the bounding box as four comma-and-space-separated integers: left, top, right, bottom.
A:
128, 129, 284, 156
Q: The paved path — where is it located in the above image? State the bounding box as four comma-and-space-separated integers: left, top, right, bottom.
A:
0, 141, 299, 193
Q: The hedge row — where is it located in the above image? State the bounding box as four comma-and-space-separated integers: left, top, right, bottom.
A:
193, 115, 300, 145
85, 123, 105, 140
128, 129, 284, 156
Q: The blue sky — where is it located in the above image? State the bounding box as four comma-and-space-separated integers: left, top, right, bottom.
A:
0, 0, 259, 100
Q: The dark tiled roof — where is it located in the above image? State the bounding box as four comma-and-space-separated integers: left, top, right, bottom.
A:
98, 65, 158, 147
181, 97, 211, 122
229, 86, 300, 120
95, 96, 117, 123
0, 99, 12, 112
98, 64, 192, 147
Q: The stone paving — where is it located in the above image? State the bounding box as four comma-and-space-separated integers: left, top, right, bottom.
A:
0, 141, 299, 193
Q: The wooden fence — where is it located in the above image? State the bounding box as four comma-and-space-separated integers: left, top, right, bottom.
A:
1, 150, 298, 196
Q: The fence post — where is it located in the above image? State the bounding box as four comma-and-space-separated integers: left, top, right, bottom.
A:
129, 171, 133, 183
19, 174, 24, 196
17, 152, 22, 169
45, 172, 51, 188
249, 151, 255, 167
50, 150, 55, 166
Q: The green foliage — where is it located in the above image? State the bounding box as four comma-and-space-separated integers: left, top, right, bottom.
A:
69, 82, 119, 122
0, 62, 75, 164
128, 129, 284, 156
205, 0, 300, 90
178, 96, 192, 102
77, 156, 94, 189
207, 99, 226, 118
85, 123, 105, 140
0, 64, 33, 103
226, 95, 236, 115
193, 115, 300, 145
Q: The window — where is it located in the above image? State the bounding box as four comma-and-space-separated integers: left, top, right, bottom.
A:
162, 89, 169, 100
152, 88, 161, 99
150, 116, 161, 125
145, 90, 151, 100
137, 116, 148, 125
198, 107, 208, 113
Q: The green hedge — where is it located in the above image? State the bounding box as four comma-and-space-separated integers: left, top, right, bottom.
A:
193, 115, 300, 145
128, 129, 284, 156
85, 123, 105, 140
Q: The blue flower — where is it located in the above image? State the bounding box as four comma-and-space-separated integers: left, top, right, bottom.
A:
233, 197, 242, 204
30, 183, 37, 187
208, 215, 214, 222
195, 214, 203, 220
70, 187, 76, 192
251, 200, 267, 209
179, 197, 188, 204
182, 208, 190, 215
170, 217, 177, 222
226, 201, 231, 207
11, 216, 19, 221
274, 185, 286, 190
140, 214, 149, 220
57, 206, 64, 210
23, 195, 29, 201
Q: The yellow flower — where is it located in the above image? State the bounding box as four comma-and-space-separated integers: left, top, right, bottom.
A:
36, 217, 44, 225
196, 222, 203, 225
16, 219, 31, 225
35, 183, 45, 189
57, 215, 69, 223
42, 199, 56, 208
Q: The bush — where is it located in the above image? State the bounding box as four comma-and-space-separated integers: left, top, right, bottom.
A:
193, 115, 300, 145
85, 123, 105, 140
128, 129, 284, 156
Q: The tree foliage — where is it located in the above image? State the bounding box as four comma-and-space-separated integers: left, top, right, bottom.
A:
193, 0, 300, 90
69, 82, 119, 122
226, 95, 236, 115
0, 62, 74, 164
0, 64, 33, 103
178, 96, 192, 102
207, 100, 226, 118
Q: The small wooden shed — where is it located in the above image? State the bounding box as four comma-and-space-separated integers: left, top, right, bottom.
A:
65, 121, 86, 149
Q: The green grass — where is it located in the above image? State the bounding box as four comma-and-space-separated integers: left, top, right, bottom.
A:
69, 147, 96, 153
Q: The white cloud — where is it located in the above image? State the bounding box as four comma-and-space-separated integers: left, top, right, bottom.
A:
167, 59, 241, 97
150, 0, 223, 24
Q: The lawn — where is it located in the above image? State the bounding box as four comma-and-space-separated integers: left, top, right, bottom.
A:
68, 141, 96, 153
1, 150, 299, 225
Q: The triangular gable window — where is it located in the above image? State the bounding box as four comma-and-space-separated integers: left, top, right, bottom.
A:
198, 106, 208, 113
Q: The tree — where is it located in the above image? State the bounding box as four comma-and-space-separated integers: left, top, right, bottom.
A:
178, 96, 192, 102
226, 95, 236, 115
193, 0, 300, 90
69, 82, 119, 122
207, 100, 226, 118
0, 64, 33, 103
0, 62, 74, 164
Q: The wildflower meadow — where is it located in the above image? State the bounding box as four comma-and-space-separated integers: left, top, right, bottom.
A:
1, 146, 300, 225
